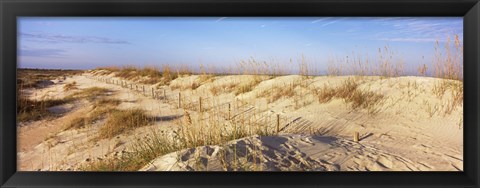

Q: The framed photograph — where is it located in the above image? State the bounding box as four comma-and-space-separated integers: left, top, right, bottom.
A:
1, 0, 479, 187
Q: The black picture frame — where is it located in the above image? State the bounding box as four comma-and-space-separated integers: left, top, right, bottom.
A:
1, 0, 479, 187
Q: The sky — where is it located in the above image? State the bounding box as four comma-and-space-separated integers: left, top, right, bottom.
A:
18, 17, 463, 74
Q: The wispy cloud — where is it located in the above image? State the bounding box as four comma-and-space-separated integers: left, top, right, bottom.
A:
215, 17, 227, 22
371, 18, 462, 43
378, 38, 438, 43
20, 32, 130, 44
19, 48, 67, 57
311, 17, 332, 24
320, 20, 339, 27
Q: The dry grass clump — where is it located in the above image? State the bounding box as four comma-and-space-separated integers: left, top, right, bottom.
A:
116, 66, 163, 84
432, 34, 463, 81
63, 81, 77, 91
94, 98, 122, 107
376, 45, 404, 77
17, 96, 71, 122
258, 84, 295, 103
114, 66, 138, 79
18, 86, 110, 123
17, 68, 83, 88
235, 57, 286, 77
84, 130, 180, 171
98, 109, 150, 139
298, 54, 311, 78
85, 107, 277, 171
312, 78, 384, 114
418, 64, 428, 77
64, 98, 122, 130
209, 82, 239, 96
430, 34, 463, 116
326, 45, 404, 78
66, 116, 90, 130
160, 64, 178, 85
432, 80, 463, 115
96, 65, 173, 85
234, 79, 263, 95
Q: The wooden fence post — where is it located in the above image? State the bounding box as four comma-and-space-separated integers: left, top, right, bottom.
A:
143, 86, 145, 95
199, 97, 202, 112
178, 93, 181, 108
152, 88, 155, 98
163, 89, 166, 101
353, 132, 359, 142
228, 103, 231, 120
276, 114, 280, 134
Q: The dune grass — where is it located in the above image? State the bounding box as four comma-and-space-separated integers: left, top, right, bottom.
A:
18, 86, 111, 123
258, 83, 296, 103
312, 78, 385, 115
63, 81, 77, 91
84, 106, 277, 171
17, 97, 71, 122
64, 98, 122, 130
98, 109, 150, 139
81, 35, 463, 171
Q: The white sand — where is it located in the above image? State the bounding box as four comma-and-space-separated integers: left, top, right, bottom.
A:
17, 71, 463, 171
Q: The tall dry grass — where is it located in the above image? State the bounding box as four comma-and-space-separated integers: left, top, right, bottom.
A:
430, 34, 463, 116
311, 78, 385, 115
98, 109, 150, 139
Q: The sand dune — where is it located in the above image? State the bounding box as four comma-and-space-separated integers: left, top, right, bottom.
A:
17, 70, 463, 171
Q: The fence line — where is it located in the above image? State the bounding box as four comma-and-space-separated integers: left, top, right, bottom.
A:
86, 74, 314, 135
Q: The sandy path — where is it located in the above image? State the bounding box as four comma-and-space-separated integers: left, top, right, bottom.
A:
18, 74, 184, 170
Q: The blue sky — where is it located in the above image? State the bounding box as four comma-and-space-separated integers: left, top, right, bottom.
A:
18, 17, 462, 74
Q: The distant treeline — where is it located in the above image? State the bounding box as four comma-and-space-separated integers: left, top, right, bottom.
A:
18, 68, 83, 72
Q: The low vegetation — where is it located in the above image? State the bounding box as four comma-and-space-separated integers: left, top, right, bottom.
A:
258, 84, 295, 103
64, 98, 121, 130
98, 109, 150, 139
63, 81, 77, 91
17, 96, 71, 122
312, 78, 385, 115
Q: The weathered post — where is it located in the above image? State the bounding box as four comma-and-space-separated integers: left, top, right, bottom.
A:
163, 89, 166, 101
228, 103, 231, 120
143, 86, 145, 95
178, 93, 181, 108
276, 114, 280, 134
353, 132, 359, 142
152, 88, 155, 98
199, 97, 202, 112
